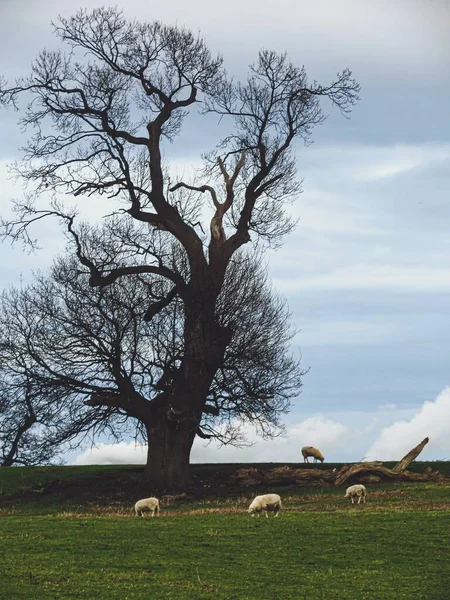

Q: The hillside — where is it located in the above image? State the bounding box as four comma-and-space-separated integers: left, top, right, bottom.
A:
2, 462, 449, 599
1, 461, 449, 515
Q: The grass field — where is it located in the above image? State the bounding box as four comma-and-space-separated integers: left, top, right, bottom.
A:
1, 463, 449, 599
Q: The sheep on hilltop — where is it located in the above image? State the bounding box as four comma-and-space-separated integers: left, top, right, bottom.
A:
301, 446, 325, 463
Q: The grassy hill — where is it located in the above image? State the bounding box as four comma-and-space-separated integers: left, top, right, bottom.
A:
1, 460, 450, 514
1, 463, 449, 599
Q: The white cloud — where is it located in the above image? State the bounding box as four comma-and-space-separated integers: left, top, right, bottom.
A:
377, 403, 397, 412
288, 416, 348, 450
352, 144, 450, 182
74, 442, 147, 465
69, 400, 450, 466
365, 387, 450, 461
274, 264, 450, 294
291, 188, 379, 237
357, 156, 423, 182
0, 0, 448, 86
0, 159, 125, 287
296, 319, 397, 347
267, 142, 450, 288
191, 415, 348, 463
73, 416, 348, 465
301, 143, 450, 184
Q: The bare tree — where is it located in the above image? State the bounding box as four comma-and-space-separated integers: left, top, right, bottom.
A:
0, 334, 65, 467
0, 7, 359, 486
0, 229, 302, 471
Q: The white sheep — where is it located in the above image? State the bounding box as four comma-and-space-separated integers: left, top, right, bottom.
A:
248, 493, 282, 517
345, 484, 367, 504
134, 497, 160, 517
301, 445, 325, 463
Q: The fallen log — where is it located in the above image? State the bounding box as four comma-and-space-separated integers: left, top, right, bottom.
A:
334, 462, 396, 486
335, 464, 444, 486
334, 437, 434, 486
232, 463, 446, 487
230, 437, 447, 487
231, 467, 265, 486
334, 437, 436, 485
392, 437, 429, 472
232, 466, 336, 487
266, 467, 335, 485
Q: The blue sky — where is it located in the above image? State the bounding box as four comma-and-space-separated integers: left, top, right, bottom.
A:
1, 0, 450, 465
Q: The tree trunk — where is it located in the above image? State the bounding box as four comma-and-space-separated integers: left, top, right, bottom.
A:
142, 285, 228, 489
141, 278, 229, 489
144, 412, 198, 490
392, 437, 429, 472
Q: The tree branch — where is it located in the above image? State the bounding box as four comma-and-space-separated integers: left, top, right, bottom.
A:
144, 286, 178, 322
169, 182, 219, 209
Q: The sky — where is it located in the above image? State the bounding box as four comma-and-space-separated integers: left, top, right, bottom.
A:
1, 0, 449, 465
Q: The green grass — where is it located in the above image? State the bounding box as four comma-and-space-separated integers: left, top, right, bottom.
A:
1, 463, 449, 599
2, 511, 449, 599
0, 464, 130, 495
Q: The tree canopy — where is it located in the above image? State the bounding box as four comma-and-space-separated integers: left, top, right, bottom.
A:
0, 223, 302, 465
0, 7, 359, 486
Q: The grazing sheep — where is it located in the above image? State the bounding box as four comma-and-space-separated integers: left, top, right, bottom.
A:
301, 446, 325, 463
345, 484, 367, 504
248, 493, 282, 518
134, 497, 160, 517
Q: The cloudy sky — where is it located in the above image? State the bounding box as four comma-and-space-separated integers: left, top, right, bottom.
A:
1, 0, 449, 465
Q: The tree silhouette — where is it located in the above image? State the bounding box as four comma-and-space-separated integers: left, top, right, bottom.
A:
0, 7, 359, 486
0, 232, 301, 469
